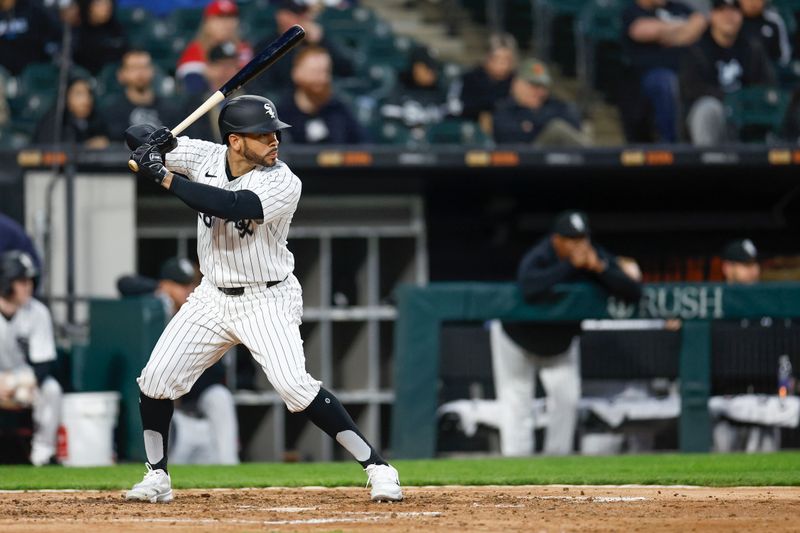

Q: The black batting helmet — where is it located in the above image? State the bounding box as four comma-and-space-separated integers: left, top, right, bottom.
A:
218, 95, 291, 145
0, 250, 38, 296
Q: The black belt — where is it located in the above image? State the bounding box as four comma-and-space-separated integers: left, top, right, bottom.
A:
217, 278, 284, 296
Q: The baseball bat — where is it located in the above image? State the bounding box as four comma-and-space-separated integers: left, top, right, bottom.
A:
129, 24, 306, 172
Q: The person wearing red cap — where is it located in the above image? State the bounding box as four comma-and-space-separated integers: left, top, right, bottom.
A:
176, 0, 254, 94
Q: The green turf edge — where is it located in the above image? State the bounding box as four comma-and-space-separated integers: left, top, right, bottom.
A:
1, 452, 799, 490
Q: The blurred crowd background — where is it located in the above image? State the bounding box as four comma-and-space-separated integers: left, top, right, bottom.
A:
6, 0, 800, 150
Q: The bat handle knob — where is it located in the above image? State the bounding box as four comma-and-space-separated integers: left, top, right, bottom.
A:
128, 160, 139, 172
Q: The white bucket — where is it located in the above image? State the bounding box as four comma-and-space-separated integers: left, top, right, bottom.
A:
60, 392, 120, 467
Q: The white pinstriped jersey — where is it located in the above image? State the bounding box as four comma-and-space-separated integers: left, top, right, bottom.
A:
0, 299, 56, 371
165, 137, 300, 287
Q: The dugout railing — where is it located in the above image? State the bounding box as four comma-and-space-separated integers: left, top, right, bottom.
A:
391, 282, 800, 458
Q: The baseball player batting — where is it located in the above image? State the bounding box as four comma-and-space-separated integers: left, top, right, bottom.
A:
123, 95, 402, 503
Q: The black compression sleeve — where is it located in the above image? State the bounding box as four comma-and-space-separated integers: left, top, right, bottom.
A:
169, 174, 264, 220
31, 361, 54, 385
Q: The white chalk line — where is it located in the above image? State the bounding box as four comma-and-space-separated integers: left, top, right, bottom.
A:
0, 484, 706, 494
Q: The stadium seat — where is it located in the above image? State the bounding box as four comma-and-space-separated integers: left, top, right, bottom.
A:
426, 119, 492, 146
364, 34, 414, 72
368, 118, 414, 145
575, 0, 625, 101
534, 0, 590, 69
238, 1, 277, 43
9, 88, 54, 138
95, 62, 123, 97
117, 6, 150, 34
17, 63, 60, 93
170, 7, 203, 37
724, 87, 791, 143
318, 6, 378, 50
129, 20, 182, 76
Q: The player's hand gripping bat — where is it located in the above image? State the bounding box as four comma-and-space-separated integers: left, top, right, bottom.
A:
128, 24, 305, 172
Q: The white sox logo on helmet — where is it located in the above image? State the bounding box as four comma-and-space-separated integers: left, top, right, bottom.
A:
264, 103, 276, 118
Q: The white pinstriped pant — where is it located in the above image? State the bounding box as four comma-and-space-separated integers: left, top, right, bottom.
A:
137, 274, 321, 412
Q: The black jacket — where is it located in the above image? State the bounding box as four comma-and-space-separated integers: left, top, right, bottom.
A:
502, 236, 642, 356
680, 30, 775, 107
492, 96, 582, 144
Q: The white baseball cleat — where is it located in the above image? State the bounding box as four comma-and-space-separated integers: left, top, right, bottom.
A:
125, 464, 173, 503
365, 463, 403, 502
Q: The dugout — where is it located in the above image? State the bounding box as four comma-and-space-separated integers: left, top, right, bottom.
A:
4, 144, 800, 461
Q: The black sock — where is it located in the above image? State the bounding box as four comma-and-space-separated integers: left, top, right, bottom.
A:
303, 387, 387, 468
139, 392, 174, 473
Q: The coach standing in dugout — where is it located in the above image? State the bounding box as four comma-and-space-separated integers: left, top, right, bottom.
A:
489, 211, 642, 456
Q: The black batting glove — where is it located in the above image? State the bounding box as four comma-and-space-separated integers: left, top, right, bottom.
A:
131, 143, 169, 185
146, 127, 178, 155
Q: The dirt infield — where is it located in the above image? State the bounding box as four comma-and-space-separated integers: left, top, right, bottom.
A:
0, 485, 797, 532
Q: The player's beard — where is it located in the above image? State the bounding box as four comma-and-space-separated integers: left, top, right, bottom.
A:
242, 139, 277, 167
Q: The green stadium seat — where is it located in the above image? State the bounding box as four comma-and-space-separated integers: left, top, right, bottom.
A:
170, 7, 203, 37
129, 20, 182, 76
238, 0, 277, 43
369, 118, 414, 145
364, 34, 414, 72
575, 0, 625, 100
534, 0, 590, 66
426, 119, 491, 146
95, 62, 122, 97
319, 6, 378, 50
9, 88, 55, 137
17, 63, 59, 93
117, 7, 150, 32
724, 87, 791, 143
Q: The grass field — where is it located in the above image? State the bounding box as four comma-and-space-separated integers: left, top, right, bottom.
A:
1, 451, 799, 490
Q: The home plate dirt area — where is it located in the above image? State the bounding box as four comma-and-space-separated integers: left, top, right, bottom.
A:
0, 485, 798, 532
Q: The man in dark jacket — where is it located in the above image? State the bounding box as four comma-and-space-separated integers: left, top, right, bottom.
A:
279, 45, 367, 144
490, 211, 642, 456
492, 58, 591, 146
680, 0, 775, 145
251, 0, 355, 93
101, 49, 180, 143
621, 0, 707, 142
740, 0, 791, 67
458, 33, 517, 123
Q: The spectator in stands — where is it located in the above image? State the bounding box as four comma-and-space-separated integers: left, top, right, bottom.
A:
492, 58, 592, 146
177, 0, 253, 94
252, 0, 355, 93
458, 33, 517, 128
72, 0, 128, 75
740, 0, 791, 67
680, 0, 776, 145
117, 257, 239, 464
0, 0, 62, 75
182, 41, 240, 143
380, 46, 453, 137
621, 0, 707, 143
101, 49, 179, 143
279, 45, 367, 144
0, 250, 63, 466
34, 76, 109, 148
490, 211, 642, 456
